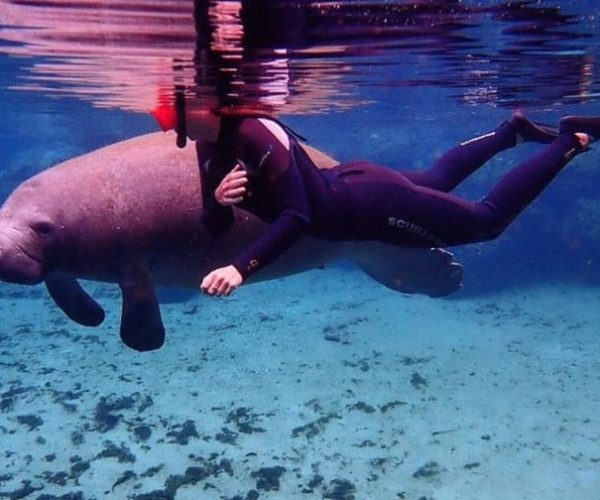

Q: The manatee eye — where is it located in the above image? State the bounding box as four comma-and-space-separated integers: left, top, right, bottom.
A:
31, 221, 54, 236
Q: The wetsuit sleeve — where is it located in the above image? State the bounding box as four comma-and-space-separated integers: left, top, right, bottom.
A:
230, 119, 312, 279
197, 138, 234, 236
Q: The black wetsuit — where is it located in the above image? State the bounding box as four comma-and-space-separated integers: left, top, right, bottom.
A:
198, 116, 583, 279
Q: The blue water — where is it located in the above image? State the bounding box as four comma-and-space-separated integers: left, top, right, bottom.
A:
1, 1, 600, 499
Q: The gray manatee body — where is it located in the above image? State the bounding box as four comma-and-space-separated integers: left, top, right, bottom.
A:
0, 132, 463, 351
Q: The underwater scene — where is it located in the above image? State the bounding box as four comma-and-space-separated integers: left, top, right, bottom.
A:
1, 1, 600, 499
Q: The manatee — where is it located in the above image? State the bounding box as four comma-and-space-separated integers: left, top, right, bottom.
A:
0, 132, 463, 351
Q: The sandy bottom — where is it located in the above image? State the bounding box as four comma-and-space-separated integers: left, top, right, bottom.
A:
1, 266, 599, 500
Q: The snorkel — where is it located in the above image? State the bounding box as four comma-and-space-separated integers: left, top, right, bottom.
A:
150, 88, 188, 148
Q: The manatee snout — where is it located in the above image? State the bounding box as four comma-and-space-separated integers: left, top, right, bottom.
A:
0, 230, 45, 285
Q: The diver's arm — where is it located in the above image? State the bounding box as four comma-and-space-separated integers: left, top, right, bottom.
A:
201, 164, 311, 296
200, 209, 308, 296
201, 117, 312, 294
232, 118, 312, 278
231, 209, 309, 279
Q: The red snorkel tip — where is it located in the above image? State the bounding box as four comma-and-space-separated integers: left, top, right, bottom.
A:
150, 105, 177, 132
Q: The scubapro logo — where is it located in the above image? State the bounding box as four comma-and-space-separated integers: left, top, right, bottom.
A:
388, 216, 405, 228
387, 216, 418, 231
387, 217, 445, 246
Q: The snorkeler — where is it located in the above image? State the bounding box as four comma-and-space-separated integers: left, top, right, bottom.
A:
152, 106, 598, 297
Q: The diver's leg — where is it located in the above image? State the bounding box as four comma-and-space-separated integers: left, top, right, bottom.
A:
481, 133, 585, 231
401, 115, 558, 192
348, 133, 584, 247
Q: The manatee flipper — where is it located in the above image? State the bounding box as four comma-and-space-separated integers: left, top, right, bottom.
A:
119, 262, 165, 352
350, 242, 463, 297
45, 273, 105, 326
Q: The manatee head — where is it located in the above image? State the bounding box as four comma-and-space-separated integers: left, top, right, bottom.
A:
0, 180, 65, 284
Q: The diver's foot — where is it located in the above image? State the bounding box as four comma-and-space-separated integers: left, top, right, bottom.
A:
559, 116, 600, 141
510, 112, 558, 144
575, 132, 590, 149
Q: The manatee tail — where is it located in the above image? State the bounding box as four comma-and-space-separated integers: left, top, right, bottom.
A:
349, 242, 463, 297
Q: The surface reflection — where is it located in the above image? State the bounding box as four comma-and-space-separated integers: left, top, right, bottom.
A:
0, 0, 597, 113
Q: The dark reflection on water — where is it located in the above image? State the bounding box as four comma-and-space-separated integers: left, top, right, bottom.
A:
0, 0, 598, 114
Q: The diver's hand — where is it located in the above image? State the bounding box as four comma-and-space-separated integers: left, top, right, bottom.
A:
215, 164, 248, 206
201, 265, 243, 296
